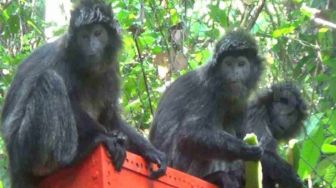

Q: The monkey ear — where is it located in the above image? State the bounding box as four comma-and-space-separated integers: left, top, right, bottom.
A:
105, 2, 122, 35
110, 17, 122, 35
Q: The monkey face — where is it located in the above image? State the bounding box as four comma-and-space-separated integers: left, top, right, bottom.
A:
270, 91, 300, 139
76, 24, 109, 65
220, 55, 251, 97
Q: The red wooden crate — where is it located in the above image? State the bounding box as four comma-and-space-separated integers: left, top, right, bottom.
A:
39, 145, 217, 188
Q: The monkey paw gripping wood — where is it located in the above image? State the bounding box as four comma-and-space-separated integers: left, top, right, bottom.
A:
39, 145, 217, 188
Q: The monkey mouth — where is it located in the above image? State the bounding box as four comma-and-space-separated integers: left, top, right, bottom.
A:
87, 55, 103, 64
228, 81, 240, 87
228, 82, 247, 94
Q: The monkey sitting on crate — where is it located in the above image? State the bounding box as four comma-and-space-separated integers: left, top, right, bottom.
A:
150, 29, 264, 188
1, 0, 166, 187
244, 82, 307, 188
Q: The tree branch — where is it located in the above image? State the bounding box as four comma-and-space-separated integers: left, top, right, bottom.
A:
313, 17, 336, 29
246, 0, 266, 30
133, 34, 154, 116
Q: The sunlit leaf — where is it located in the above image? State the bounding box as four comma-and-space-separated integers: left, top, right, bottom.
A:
319, 28, 329, 33
322, 137, 336, 154
272, 26, 296, 38
321, 144, 336, 154
170, 8, 180, 25
3, 9, 10, 20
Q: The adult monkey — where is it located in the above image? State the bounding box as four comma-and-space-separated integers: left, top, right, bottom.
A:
149, 29, 263, 187
1, 0, 166, 187
246, 82, 307, 188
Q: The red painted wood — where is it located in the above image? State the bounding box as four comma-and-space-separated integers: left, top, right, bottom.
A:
39, 145, 217, 188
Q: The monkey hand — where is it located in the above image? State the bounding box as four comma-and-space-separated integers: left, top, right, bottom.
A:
144, 149, 167, 179
278, 165, 303, 188
241, 145, 263, 161
286, 168, 304, 188
106, 131, 128, 171
275, 160, 304, 188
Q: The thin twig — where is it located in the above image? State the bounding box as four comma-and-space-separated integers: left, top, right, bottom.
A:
148, 0, 173, 65
133, 34, 154, 116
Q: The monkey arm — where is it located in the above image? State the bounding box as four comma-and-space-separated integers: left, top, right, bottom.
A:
117, 119, 155, 152
99, 106, 163, 156
1, 70, 79, 168
66, 104, 126, 171
100, 107, 167, 179
261, 150, 303, 188
177, 125, 262, 161
119, 119, 167, 178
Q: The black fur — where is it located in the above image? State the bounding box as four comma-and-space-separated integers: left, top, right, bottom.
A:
149, 29, 263, 188
246, 82, 307, 188
1, 1, 166, 187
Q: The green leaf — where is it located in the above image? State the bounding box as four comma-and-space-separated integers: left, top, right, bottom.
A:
27, 20, 42, 34
319, 28, 329, 33
208, 5, 228, 27
152, 46, 162, 54
299, 6, 315, 19
321, 144, 336, 154
139, 35, 156, 47
315, 155, 336, 186
272, 26, 296, 38
2, 9, 10, 20
325, 165, 336, 186
321, 137, 336, 155
117, 9, 134, 27
298, 124, 324, 179
169, 9, 180, 25
206, 28, 220, 39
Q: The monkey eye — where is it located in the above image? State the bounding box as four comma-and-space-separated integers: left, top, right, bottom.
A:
279, 97, 289, 104
238, 60, 246, 67
94, 30, 102, 37
224, 60, 233, 66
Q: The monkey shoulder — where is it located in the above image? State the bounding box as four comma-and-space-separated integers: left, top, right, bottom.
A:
155, 69, 207, 119
2, 39, 69, 125
163, 69, 207, 102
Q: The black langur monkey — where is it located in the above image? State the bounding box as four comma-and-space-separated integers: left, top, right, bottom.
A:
149, 29, 264, 188
1, 1, 166, 187
246, 82, 307, 188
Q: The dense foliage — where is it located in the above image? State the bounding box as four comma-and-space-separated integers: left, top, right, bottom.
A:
1, 0, 335, 187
